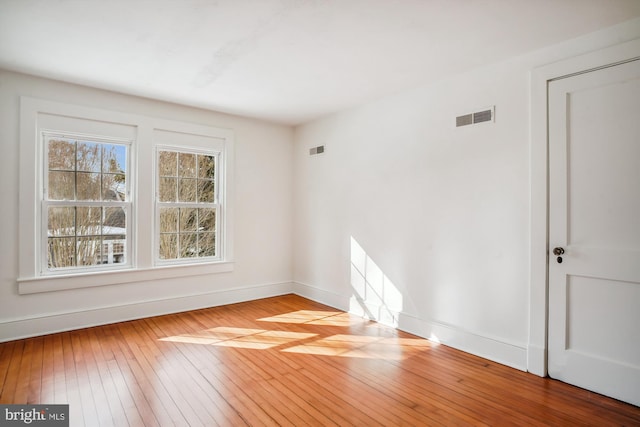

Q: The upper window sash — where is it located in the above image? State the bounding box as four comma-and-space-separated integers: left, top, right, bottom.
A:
43, 133, 131, 201
156, 148, 219, 205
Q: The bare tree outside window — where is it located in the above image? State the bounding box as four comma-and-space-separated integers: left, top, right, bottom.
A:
158, 150, 216, 260
46, 137, 128, 269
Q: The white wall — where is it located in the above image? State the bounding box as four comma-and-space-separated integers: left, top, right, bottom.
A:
0, 71, 294, 341
292, 18, 640, 370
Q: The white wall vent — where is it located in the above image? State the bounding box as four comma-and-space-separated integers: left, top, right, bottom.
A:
456, 106, 495, 127
456, 114, 473, 127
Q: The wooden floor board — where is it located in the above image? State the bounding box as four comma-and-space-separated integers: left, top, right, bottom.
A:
109, 334, 167, 427
1, 294, 639, 426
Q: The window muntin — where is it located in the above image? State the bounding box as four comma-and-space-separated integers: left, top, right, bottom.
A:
44, 134, 130, 272
157, 149, 219, 262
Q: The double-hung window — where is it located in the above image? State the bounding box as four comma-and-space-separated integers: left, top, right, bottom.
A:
43, 134, 130, 273
19, 97, 234, 294
156, 148, 220, 263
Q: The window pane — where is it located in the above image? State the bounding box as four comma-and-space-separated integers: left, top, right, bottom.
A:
48, 139, 75, 170
179, 178, 197, 202
48, 171, 75, 200
48, 237, 76, 268
198, 232, 215, 257
159, 177, 177, 202
103, 173, 126, 200
160, 208, 178, 233
104, 206, 126, 231
77, 172, 101, 200
198, 155, 215, 178
77, 236, 102, 266
159, 234, 177, 259
103, 144, 127, 174
197, 179, 214, 203
159, 151, 177, 177
179, 153, 196, 177
77, 207, 102, 236
77, 141, 101, 172
180, 233, 198, 258
198, 208, 215, 232
48, 207, 75, 237
180, 208, 198, 231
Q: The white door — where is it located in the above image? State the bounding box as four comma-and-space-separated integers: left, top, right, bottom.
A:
548, 58, 640, 406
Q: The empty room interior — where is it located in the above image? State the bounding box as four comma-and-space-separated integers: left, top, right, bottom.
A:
1, 0, 639, 425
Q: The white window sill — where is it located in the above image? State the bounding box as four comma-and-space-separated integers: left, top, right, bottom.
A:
17, 262, 234, 295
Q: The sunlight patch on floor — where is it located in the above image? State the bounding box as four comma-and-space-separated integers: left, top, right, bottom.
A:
282, 334, 432, 360
160, 327, 317, 349
258, 310, 362, 326
160, 309, 433, 359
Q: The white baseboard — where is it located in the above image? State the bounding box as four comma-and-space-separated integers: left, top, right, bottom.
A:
0, 281, 294, 343
293, 281, 527, 371
398, 312, 528, 371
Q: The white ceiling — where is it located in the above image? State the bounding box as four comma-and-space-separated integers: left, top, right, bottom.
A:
1, 0, 640, 125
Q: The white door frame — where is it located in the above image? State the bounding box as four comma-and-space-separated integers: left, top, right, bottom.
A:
528, 38, 640, 377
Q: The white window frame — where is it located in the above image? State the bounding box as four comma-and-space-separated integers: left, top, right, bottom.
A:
155, 146, 223, 265
42, 132, 133, 275
18, 97, 235, 295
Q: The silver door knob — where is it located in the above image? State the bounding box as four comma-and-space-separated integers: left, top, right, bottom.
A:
553, 247, 565, 256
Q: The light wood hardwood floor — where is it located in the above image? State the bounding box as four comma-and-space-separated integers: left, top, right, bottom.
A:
1, 294, 638, 426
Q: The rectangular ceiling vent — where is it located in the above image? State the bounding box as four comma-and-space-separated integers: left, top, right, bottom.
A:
456, 106, 495, 128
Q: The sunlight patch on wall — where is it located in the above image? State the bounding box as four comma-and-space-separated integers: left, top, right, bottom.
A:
350, 236, 403, 327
